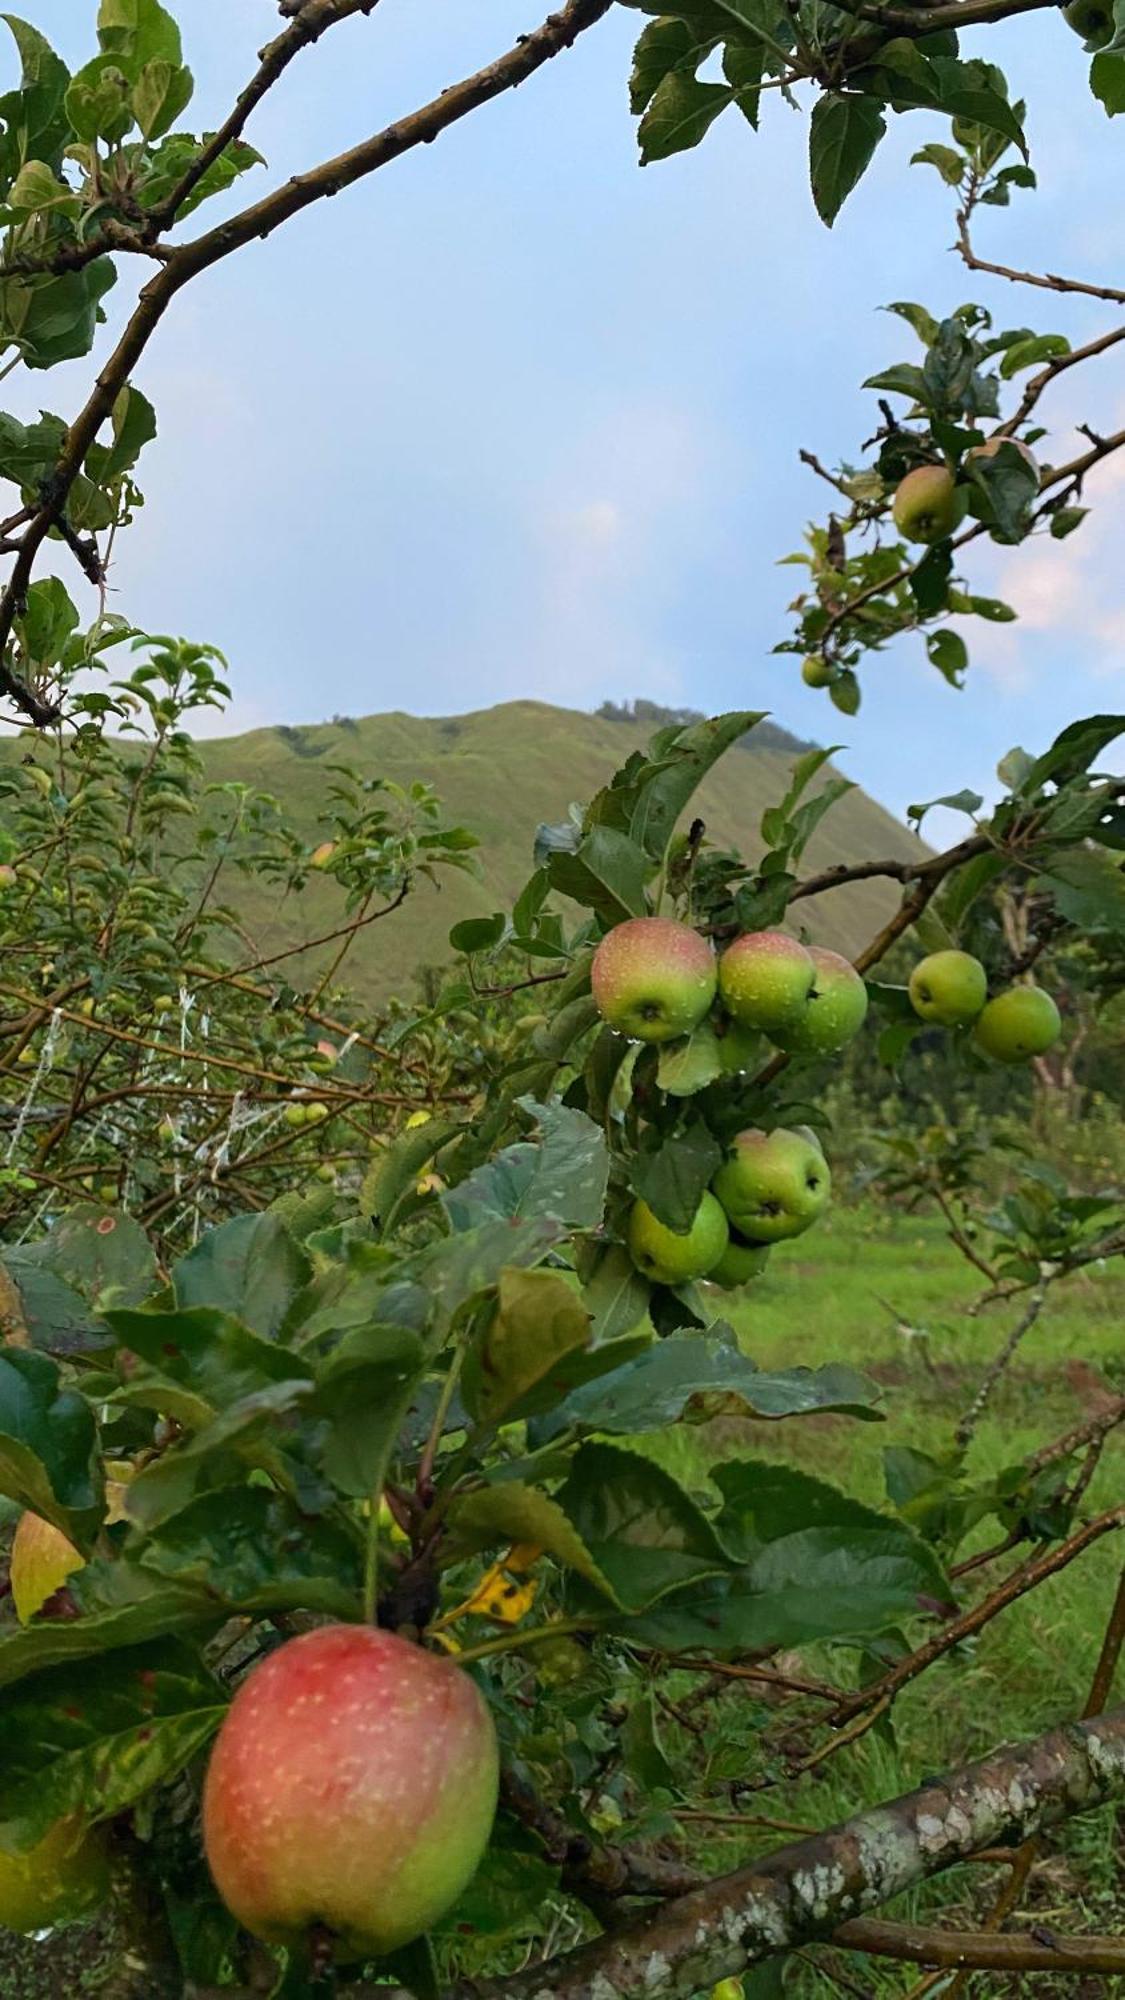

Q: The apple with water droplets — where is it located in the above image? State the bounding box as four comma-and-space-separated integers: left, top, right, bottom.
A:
591, 916, 716, 1044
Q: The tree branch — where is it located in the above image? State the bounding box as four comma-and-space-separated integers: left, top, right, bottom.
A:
459, 1707, 1125, 2000
833, 1915, 1125, 1974
831, 1504, 1125, 1725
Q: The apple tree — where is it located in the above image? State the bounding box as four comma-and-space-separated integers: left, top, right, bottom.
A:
0, 2, 1122, 1997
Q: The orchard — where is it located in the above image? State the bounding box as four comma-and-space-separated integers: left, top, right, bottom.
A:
0, 2, 1122, 1998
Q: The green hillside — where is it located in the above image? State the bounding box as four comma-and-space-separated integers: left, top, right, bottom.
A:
195, 701, 926, 1004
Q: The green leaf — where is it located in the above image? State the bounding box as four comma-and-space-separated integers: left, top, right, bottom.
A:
122, 1381, 314, 1530
448, 1483, 619, 1599
911, 141, 964, 184
131, 55, 193, 139
0, 1349, 103, 1543
638, 70, 731, 162
630, 1122, 723, 1233
412, 1217, 565, 1339
547, 826, 651, 922
530, 1335, 881, 1444
136, 131, 263, 220
463, 1267, 593, 1427
14, 575, 79, 670
906, 786, 982, 826
1091, 48, 1125, 115
85, 383, 157, 486
926, 628, 969, 686
809, 93, 886, 227
998, 333, 1069, 378
105, 1305, 314, 1418
630, 17, 717, 116
862, 362, 928, 402
64, 56, 134, 143
17, 1201, 155, 1313
449, 912, 506, 953
656, 1021, 722, 1097
630, 1520, 949, 1650
829, 667, 860, 716
134, 1488, 362, 1619
1040, 849, 1125, 937
0, 16, 71, 171
1024, 713, 1124, 791
0, 1641, 225, 1852
578, 1242, 652, 1342
97, 0, 182, 73
628, 710, 763, 861
313, 1322, 426, 1499
441, 1100, 608, 1233
558, 1442, 733, 1611
172, 1212, 311, 1338
0, 1579, 217, 1688
963, 437, 1038, 544
4, 259, 117, 369
360, 1118, 462, 1230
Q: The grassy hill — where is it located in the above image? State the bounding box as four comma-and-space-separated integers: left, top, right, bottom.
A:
195, 701, 926, 1004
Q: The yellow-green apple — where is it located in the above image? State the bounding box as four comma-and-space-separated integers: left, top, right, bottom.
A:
964, 435, 1041, 483
772, 947, 868, 1055
591, 917, 716, 1044
709, 1235, 771, 1288
1063, 0, 1113, 42
892, 466, 967, 545
0, 864, 16, 893
973, 985, 1061, 1062
627, 1193, 729, 1285
9, 1512, 84, 1624
718, 931, 815, 1035
0, 1818, 109, 1933
203, 1625, 499, 1960
909, 950, 988, 1028
712, 1127, 830, 1243
801, 656, 836, 689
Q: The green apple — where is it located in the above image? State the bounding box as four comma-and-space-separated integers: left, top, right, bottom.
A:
974, 985, 1061, 1062
964, 434, 1041, 483
801, 656, 836, 689
709, 1234, 771, 1288
1063, 0, 1113, 41
627, 1192, 729, 1285
712, 1127, 830, 1244
892, 465, 968, 545
718, 930, 815, 1034
204, 1625, 498, 1960
591, 916, 716, 1044
772, 946, 868, 1055
909, 950, 988, 1027
0, 1817, 109, 1933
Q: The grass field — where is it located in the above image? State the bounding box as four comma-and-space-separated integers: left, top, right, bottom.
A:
659, 1203, 1125, 1996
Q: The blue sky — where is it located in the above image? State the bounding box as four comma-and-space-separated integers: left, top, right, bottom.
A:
11, 2, 1125, 843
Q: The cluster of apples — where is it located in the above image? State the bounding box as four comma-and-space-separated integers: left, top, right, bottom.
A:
591, 918, 866, 1287
909, 948, 1061, 1061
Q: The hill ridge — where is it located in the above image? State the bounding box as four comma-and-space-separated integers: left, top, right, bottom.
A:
193, 699, 924, 1003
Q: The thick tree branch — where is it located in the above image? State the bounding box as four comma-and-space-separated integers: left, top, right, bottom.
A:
461, 1708, 1125, 2000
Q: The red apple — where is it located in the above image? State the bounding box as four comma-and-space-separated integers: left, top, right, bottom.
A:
591, 916, 716, 1043
203, 1625, 499, 1960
